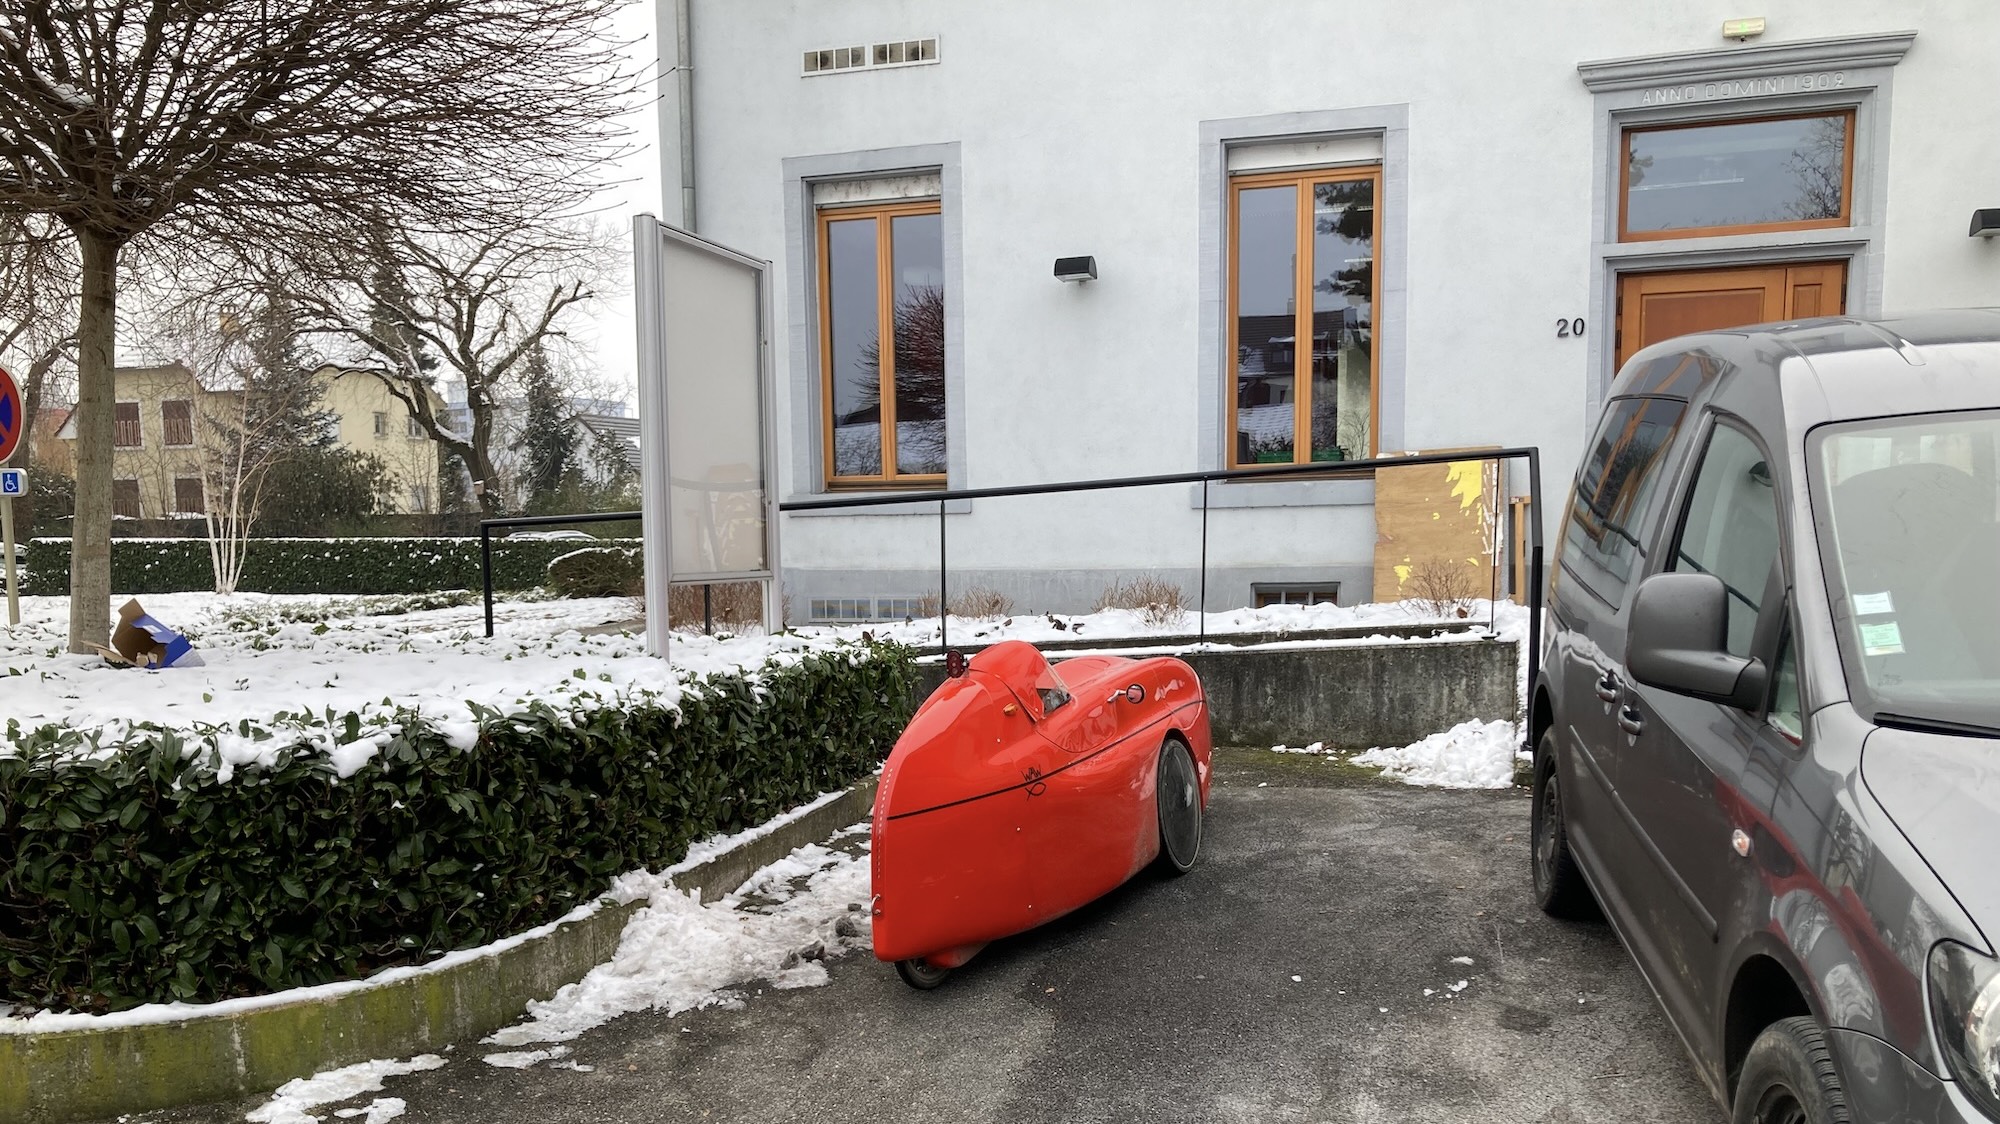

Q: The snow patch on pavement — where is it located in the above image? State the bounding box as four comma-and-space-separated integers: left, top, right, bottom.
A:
245, 1056, 442, 1124
331, 1099, 406, 1123
482, 830, 874, 1055
481, 1045, 569, 1069
1351, 719, 1525, 789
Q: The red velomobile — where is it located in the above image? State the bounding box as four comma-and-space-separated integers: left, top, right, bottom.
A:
871, 639, 1213, 988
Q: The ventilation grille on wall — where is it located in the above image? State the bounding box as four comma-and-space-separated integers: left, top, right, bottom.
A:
803, 37, 939, 76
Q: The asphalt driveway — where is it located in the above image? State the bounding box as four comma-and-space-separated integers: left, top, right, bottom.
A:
110, 749, 1717, 1124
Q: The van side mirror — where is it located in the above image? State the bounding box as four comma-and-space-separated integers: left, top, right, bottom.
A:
1627, 572, 1769, 710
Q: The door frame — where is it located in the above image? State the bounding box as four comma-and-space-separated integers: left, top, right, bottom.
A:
1575, 33, 1912, 425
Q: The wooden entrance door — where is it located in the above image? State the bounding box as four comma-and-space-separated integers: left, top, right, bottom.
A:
1616, 262, 1846, 368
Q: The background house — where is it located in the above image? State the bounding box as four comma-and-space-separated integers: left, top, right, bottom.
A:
651, 4, 1997, 619
321, 366, 445, 514
57, 362, 446, 519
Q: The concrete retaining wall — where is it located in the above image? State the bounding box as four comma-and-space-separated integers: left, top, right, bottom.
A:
918, 636, 1518, 750
0, 780, 878, 1124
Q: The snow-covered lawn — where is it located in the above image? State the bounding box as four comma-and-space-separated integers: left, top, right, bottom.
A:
0, 592, 858, 767
3, 591, 1534, 782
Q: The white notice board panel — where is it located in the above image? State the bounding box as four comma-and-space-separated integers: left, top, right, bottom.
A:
634, 216, 780, 658
659, 232, 768, 578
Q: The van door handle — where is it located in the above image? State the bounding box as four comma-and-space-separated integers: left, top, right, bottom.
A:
1616, 707, 1645, 737
1595, 672, 1622, 703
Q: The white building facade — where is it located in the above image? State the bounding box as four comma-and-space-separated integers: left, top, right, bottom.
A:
652, 2, 2000, 621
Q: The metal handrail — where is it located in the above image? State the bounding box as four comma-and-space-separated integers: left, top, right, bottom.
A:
479, 510, 641, 638
479, 448, 1549, 753
779, 447, 1545, 742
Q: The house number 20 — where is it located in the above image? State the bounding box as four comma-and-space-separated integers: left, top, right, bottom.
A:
1556, 317, 1586, 338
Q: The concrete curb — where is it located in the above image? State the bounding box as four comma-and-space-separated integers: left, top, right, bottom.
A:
0, 778, 879, 1124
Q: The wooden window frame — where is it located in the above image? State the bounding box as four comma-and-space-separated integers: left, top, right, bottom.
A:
816, 198, 946, 489
1618, 110, 1857, 243
1226, 165, 1383, 470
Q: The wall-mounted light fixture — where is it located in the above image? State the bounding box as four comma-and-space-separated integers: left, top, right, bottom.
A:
1722, 17, 1766, 41
1971, 210, 2000, 238
1054, 256, 1097, 283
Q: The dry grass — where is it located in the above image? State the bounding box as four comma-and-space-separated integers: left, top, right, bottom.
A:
665, 581, 766, 632
946, 586, 1015, 620
1406, 557, 1476, 619
1095, 574, 1190, 629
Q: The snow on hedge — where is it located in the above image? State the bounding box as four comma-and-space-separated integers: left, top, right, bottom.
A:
0, 592, 875, 774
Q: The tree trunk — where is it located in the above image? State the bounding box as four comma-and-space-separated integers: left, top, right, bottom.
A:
12, 350, 59, 534
67, 230, 119, 654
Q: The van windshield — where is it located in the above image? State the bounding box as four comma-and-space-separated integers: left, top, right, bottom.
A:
1810, 410, 2000, 733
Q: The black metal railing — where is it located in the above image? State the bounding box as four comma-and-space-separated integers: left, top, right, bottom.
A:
779, 448, 1545, 716
478, 510, 641, 638
477, 450, 1549, 747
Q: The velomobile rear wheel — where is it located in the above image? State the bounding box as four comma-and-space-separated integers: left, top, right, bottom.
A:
895, 958, 951, 990
1155, 737, 1202, 875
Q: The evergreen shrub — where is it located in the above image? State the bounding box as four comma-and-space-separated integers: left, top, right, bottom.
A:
17, 537, 641, 596
0, 641, 916, 1013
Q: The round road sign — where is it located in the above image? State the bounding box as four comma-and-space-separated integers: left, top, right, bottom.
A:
0, 367, 21, 465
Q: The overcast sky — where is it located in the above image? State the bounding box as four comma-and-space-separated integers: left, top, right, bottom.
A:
572, 0, 666, 413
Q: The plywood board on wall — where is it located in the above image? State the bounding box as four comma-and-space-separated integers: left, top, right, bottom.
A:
1373, 449, 1502, 606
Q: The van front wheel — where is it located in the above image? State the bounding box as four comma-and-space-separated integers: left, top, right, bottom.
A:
1530, 730, 1597, 920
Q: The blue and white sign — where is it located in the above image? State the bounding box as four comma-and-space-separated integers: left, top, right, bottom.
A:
0, 469, 24, 496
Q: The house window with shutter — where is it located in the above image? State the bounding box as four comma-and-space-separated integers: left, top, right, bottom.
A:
112, 479, 141, 518
114, 402, 143, 448
161, 400, 194, 447
174, 477, 205, 515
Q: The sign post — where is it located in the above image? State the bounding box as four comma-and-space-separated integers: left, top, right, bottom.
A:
0, 364, 22, 627
0, 469, 20, 626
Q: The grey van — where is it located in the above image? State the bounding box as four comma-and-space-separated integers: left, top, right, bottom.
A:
1530, 311, 2000, 1123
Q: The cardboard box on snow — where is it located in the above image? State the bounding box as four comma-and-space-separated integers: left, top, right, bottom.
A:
93, 598, 202, 669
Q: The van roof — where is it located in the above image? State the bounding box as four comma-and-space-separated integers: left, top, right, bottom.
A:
1614, 309, 2000, 421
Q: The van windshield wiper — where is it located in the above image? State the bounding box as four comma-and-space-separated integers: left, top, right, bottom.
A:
1873, 712, 2000, 739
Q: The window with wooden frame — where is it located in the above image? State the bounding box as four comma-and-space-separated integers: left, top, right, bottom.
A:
818, 200, 946, 487
112, 479, 141, 518
173, 477, 205, 515
161, 399, 194, 447
114, 401, 142, 448
1228, 166, 1381, 468
1620, 110, 1855, 241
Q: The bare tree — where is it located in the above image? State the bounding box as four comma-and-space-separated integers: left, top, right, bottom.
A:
0, 0, 635, 651
259, 213, 613, 513
0, 213, 77, 530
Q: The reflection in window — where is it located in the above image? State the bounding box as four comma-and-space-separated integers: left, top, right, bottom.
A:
1230, 169, 1377, 467
1769, 633, 1802, 740
1673, 424, 1780, 657
820, 202, 947, 484
1624, 113, 1851, 238
1562, 396, 1688, 603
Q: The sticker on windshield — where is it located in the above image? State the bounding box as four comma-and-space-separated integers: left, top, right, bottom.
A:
1852, 591, 1895, 615
1859, 621, 1905, 656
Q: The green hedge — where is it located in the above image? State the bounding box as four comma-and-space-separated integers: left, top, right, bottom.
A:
0, 641, 917, 1013
546, 547, 644, 599
18, 537, 642, 596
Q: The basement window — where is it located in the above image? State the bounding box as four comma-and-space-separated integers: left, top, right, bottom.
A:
1252, 583, 1342, 608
